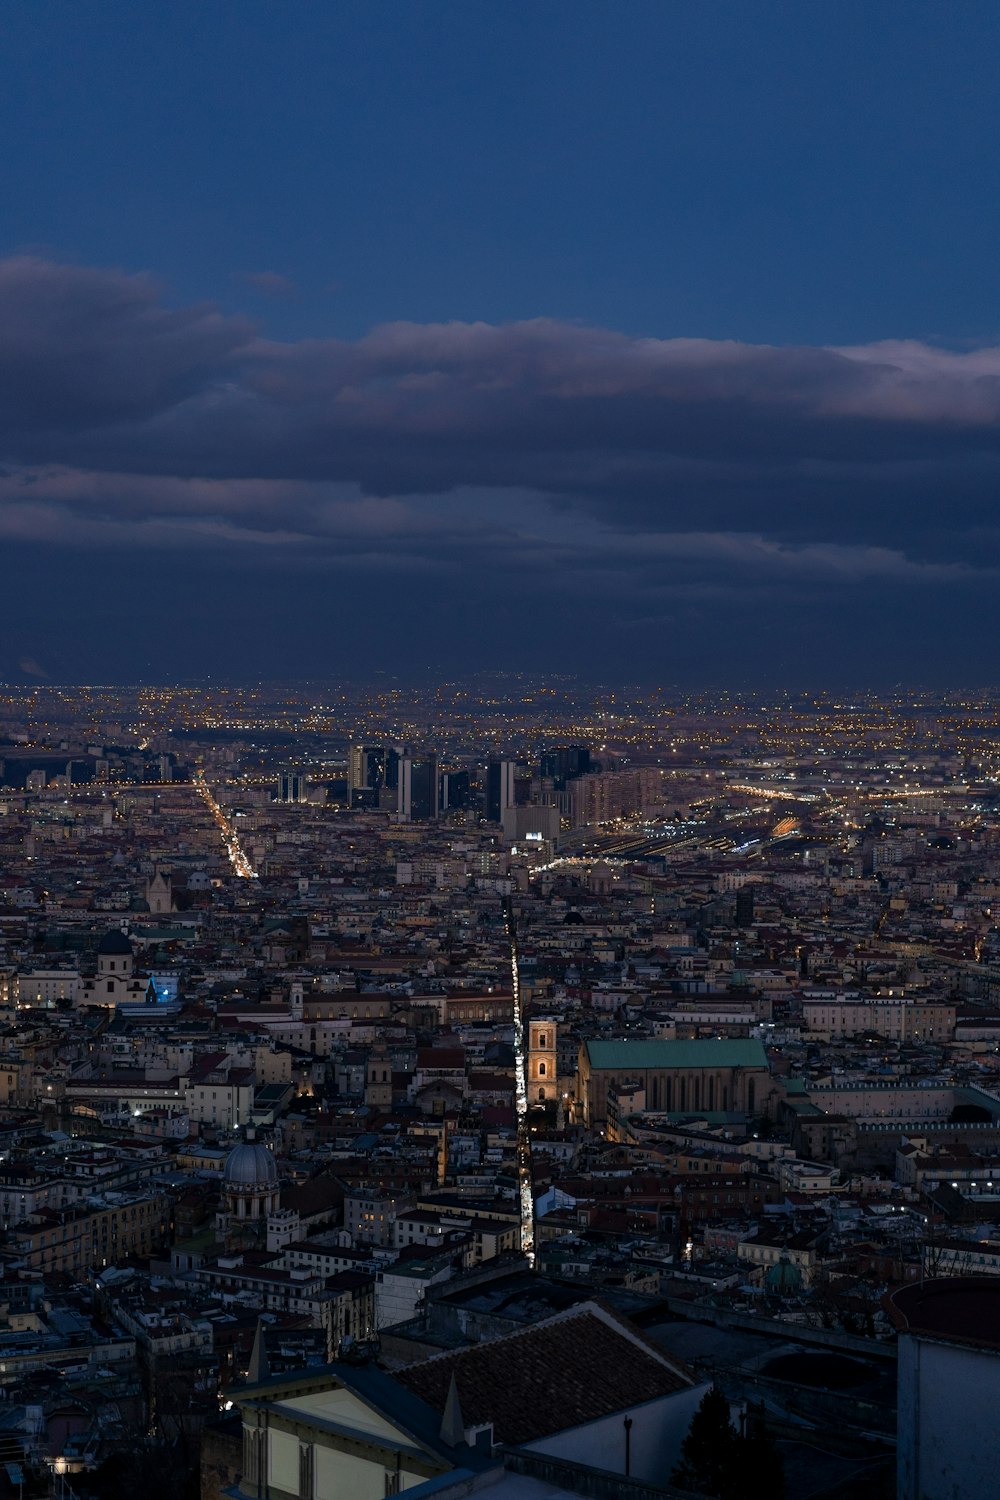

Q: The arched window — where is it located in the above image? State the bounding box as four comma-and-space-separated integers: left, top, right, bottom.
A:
538, 1061, 546, 1076
539, 1033, 547, 1048
538, 1087, 546, 1101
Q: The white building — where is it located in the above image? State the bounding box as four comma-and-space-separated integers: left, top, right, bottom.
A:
13, 969, 80, 1006
891, 1277, 1000, 1500
228, 1300, 705, 1500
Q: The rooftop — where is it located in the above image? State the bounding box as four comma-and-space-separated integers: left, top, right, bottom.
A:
585, 1038, 769, 1071
395, 1304, 693, 1444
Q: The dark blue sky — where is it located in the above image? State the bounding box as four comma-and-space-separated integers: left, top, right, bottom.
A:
2, 2, 1000, 686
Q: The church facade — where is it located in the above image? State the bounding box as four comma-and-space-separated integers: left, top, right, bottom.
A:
79, 930, 150, 1007
578, 1037, 776, 1126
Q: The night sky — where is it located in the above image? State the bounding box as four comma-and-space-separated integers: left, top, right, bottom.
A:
2, 1, 1000, 687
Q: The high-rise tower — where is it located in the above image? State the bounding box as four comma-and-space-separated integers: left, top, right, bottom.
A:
398, 755, 439, 820
485, 759, 518, 823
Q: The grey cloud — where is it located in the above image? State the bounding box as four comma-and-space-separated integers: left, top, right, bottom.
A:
2, 257, 1000, 582
0, 257, 252, 437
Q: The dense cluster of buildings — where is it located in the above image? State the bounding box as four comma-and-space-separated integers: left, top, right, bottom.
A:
0, 683, 998, 1497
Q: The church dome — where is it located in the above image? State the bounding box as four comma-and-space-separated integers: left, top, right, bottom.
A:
765, 1254, 803, 1295
97, 929, 133, 956
224, 1141, 278, 1187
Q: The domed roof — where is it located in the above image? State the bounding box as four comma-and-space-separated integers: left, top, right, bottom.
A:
765, 1254, 803, 1294
97, 929, 133, 956
224, 1141, 278, 1187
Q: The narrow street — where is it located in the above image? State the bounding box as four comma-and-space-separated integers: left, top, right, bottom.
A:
194, 771, 258, 879
505, 899, 535, 1264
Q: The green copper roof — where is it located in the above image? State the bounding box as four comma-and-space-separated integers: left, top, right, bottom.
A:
585, 1038, 768, 1070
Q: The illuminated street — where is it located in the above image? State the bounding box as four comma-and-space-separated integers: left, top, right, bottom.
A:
194, 771, 258, 879
505, 900, 535, 1264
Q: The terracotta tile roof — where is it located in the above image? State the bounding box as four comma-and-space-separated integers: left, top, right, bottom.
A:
395, 1305, 693, 1444
468, 1072, 515, 1091
416, 1047, 465, 1070
281, 1174, 345, 1217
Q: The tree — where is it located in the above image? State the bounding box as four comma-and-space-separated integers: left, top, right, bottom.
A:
670, 1386, 739, 1497
671, 1389, 785, 1500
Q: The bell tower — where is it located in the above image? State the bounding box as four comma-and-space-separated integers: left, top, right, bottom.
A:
527, 1017, 557, 1102
365, 1047, 392, 1109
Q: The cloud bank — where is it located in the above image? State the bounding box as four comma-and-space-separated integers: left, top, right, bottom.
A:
1, 255, 998, 680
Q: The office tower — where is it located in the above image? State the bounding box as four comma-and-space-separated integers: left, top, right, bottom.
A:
398, 755, 439, 820
349, 744, 404, 806
350, 744, 388, 808
513, 773, 533, 806
440, 768, 470, 810
278, 770, 306, 803
539, 745, 591, 788
350, 744, 385, 796
485, 759, 518, 823
384, 746, 401, 793
349, 744, 372, 793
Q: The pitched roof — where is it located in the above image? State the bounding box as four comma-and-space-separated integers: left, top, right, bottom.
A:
416, 1047, 465, 1069
585, 1038, 768, 1071
281, 1174, 345, 1217
238, 1360, 490, 1468
395, 1304, 693, 1444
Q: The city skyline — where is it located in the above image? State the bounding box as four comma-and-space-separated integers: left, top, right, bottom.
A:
3, 4, 1000, 685
0, 611, 998, 1498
